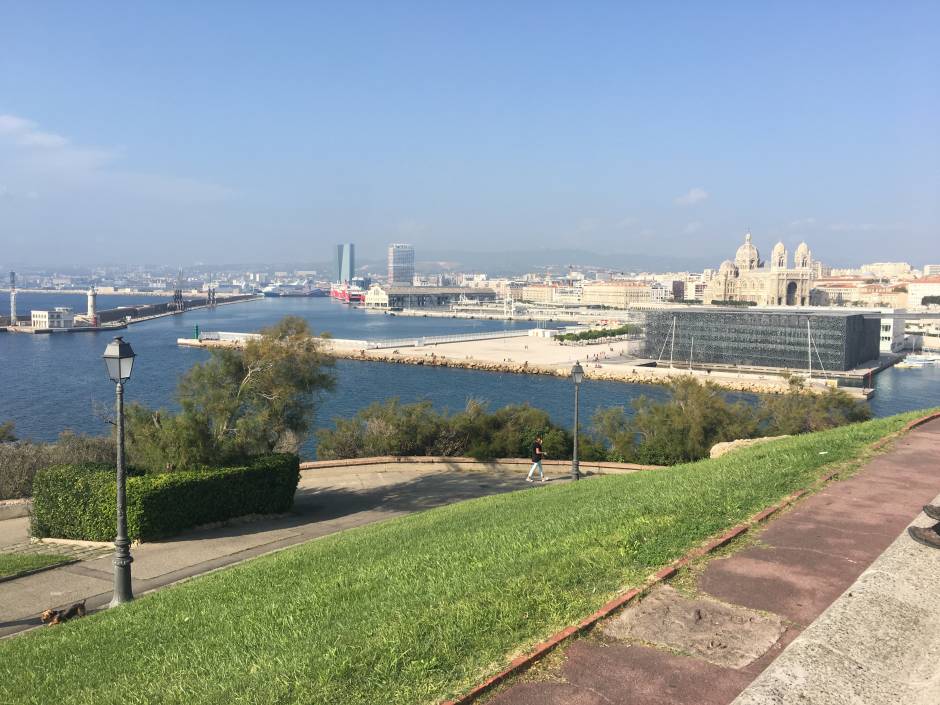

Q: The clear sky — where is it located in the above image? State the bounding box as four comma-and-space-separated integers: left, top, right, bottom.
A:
1, 2, 938, 268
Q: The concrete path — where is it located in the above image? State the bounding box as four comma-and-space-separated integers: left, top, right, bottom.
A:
488, 418, 940, 705
0, 464, 556, 639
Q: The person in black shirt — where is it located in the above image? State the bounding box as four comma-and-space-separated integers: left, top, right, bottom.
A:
526, 435, 545, 482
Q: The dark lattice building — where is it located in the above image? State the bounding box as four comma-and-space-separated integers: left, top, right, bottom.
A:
643, 309, 880, 372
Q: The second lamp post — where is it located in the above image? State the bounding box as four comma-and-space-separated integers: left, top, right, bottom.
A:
570, 361, 584, 481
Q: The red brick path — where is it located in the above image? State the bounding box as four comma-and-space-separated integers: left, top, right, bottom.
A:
485, 419, 940, 705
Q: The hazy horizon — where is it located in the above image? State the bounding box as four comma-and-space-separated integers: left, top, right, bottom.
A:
2, 3, 938, 268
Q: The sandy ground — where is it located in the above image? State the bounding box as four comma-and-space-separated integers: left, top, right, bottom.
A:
182, 333, 866, 396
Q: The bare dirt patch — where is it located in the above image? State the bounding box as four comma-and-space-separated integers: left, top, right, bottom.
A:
600, 585, 787, 668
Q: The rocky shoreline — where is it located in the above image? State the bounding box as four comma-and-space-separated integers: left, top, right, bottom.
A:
326, 347, 803, 395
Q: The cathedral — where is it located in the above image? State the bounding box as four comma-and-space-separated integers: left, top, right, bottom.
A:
704, 232, 814, 306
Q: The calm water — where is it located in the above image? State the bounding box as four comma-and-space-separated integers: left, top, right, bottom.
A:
1, 295, 938, 458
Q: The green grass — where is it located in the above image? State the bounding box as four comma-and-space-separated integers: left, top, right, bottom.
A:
0, 553, 71, 579
0, 409, 934, 705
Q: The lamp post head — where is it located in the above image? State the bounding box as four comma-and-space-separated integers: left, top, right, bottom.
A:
571, 361, 584, 385
103, 336, 136, 383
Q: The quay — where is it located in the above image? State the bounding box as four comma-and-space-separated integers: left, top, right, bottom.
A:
3, 294, 260, 334
178, 329, 877, 398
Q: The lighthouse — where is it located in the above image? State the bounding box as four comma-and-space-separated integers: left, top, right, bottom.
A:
87, 286, 98, 326
9, 272, 17, 327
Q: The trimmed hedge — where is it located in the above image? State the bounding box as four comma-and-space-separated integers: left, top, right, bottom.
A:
31, 454, 300, 542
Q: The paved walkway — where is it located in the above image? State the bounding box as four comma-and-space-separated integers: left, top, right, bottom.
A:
487, 418, 940, 705
0, 464, 555, 638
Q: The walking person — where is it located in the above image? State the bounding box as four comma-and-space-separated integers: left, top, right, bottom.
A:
527, 435, 545, 482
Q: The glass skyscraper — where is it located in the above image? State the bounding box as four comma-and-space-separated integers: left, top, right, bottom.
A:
335, 243, 355, 284
387, 243, 415, 285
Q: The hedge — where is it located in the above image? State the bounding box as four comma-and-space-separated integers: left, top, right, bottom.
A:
30, 454, 300, 542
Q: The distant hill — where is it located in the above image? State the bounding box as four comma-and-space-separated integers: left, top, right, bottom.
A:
412, 249, 713, 275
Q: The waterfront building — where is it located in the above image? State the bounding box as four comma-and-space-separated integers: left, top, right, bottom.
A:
857, 283, 909, 309
810, 277, 869, 306
908, 277, 940, 308
364, 284, 496, 310
643, 308, 880, 372
520, 284, 555, 303
31, 307, 76, 330
581, 280, 662, 308
387, 243, 415, 285
924, 265, 940, 277
876, 309, 906, 353
335, 243, 355, 284
703, 233, 815, 306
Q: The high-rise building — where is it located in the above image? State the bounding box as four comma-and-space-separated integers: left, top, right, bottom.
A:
924, 264, 940, 277
335, 243, 355, 284
387, 243, 415, 285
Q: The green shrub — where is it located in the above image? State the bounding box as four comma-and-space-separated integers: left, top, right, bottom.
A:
30, 454, 300, 542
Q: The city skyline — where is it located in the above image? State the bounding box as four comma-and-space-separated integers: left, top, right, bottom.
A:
1, 3, 938, 266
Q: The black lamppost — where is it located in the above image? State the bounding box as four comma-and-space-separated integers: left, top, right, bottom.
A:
103, 336, 136, 606
571, 361, 584, 481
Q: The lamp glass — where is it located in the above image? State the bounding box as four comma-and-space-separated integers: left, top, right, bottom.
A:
571, 361, 584, 385
103, 337, 136, 383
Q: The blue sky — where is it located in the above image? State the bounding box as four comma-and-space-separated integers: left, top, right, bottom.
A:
1, 2, 938, 268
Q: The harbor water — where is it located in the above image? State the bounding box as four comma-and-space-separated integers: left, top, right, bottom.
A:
1, 295, 938, 458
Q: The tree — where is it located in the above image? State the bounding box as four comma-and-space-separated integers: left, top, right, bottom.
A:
126, 316, 335, 471
591, 377, 758, 465
589, 376, 873, 466
315, 398, 606, 462
760, 377, 871, 435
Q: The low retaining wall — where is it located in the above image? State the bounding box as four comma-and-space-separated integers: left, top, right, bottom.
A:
300, 456, 661, 475
0, 499, 30, 520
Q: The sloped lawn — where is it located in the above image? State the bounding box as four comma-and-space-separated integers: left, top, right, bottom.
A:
0, 410, 932, 705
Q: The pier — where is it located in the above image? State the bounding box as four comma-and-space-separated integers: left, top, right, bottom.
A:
3, 293, 259, 334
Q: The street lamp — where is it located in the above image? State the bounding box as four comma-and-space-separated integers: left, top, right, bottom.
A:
571, 361, 584, 481
102, 336, 136, 607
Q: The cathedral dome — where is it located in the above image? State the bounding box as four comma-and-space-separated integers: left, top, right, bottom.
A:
734, 232, 761, 270
719, 259, 738, 276
771, 241, 787, 270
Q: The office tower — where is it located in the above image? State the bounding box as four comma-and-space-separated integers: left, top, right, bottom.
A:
335, 243, 355, 284
387, 243, 415, 285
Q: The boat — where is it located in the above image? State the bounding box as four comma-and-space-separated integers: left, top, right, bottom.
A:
261, 285, 282, 298
905, 353, 940, 364
896, 359, 929, 369
329, 283, 365, 304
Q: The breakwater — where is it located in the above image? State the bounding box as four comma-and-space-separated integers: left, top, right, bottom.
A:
180, 335, 861, 397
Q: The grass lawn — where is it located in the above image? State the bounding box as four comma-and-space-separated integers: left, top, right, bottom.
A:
0, 410, 933, 705
0, 553, 71, 580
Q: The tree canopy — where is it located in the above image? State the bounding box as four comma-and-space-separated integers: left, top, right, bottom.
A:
126, 316, 335, 471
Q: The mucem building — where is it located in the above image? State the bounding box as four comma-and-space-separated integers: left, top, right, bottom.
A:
643, 309, 880, 372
